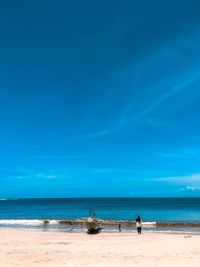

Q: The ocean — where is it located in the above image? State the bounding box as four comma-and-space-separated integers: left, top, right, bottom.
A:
0, 198, 200, 234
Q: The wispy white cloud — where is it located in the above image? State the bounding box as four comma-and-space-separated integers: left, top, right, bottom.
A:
113, 103, 132, 131
46, 175, 57, 180
154, 173, 200, 183
158, 147, 200, 159
92, 168, 136, 174
186, 186, 200, 191
68, 33, 200, 139
109, 31, 200, 132
36, 173, 57, 179
181, 186, 200, 191
132, 74, 199, 122
151, 173, 200, 196
113, 73, 199, 132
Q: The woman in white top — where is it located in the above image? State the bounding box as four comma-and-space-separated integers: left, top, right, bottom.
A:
136, 215, 142, 234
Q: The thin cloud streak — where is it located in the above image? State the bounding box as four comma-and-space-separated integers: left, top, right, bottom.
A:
84, 70, 199, 137
91, 168, 137, 174
185, 186, 200, 191
154, 173, 200, 183
132, 74, 200, 122
158, 147, 200, 159
112, 73, 199, 133
36, 173, 57, 180
113, 103, 133, 131
110, 31, 200, 133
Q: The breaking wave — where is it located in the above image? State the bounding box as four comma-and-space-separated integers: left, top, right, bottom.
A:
0, 219, 199, 234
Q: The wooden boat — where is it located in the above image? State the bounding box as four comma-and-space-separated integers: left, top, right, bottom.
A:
85, 208, 100, 234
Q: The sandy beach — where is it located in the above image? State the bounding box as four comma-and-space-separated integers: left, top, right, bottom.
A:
0, 230, 200, 267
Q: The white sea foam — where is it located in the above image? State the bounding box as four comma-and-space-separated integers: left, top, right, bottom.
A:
49, 220, 59, 225
0, 219, 70, 226
0, 219, 44, 226
0, 220, 157, 227
142, 222, 156, 228
0, 219, 198, 234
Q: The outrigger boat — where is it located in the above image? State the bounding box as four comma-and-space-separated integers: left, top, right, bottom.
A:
85, 208, 100, 234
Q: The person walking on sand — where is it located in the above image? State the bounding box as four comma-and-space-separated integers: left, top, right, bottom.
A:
136, 216, 142, 234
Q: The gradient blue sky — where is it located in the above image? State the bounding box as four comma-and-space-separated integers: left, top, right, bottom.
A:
0, 0, 200, 197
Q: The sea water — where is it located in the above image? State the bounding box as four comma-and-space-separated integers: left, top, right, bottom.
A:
0, 198, 199, 234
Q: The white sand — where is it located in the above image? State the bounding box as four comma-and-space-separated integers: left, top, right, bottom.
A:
0, 230, 200, 267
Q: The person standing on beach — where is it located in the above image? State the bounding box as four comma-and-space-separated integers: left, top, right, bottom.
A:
136, 216, 142, 234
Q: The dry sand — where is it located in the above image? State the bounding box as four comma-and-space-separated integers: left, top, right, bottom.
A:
0, 230, 200, 267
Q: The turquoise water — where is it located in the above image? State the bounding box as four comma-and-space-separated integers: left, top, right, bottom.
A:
0, 198, 200, 233
0, 198, 200, 221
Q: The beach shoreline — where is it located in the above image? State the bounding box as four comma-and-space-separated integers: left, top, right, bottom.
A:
1, 229, 200, 267
0, 218, 200, 235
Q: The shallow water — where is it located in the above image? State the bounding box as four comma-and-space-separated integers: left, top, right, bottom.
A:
0, 198, 199, 233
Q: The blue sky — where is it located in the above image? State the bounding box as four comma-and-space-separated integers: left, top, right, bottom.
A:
0, 0, 200, 197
